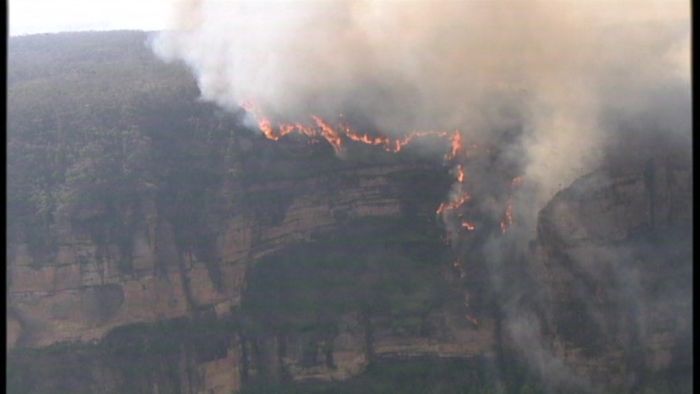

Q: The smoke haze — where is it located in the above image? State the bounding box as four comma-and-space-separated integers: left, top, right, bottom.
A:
153, 0, 689, 207
152, 1, 691, 390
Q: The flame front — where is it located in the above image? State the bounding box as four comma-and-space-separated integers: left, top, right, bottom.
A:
244, 101, 457, 156
243, 101, 512, 246
456, 165, 466, 183
436, 193, 470, 215
311, 116, 343, 153
391, 131, 451, 153
445, 131, 463, 160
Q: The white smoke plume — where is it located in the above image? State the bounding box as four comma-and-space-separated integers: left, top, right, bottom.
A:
152, 0, 689, 209
151, 0, 690, 390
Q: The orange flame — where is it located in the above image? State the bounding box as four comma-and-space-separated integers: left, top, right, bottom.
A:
390, 131, 451, 153
461, 221, 476, 231
258, 118, 278, 140
436, 192, 470, 215
242, 101, 505, 237
243, 101, 458, 156
345, 129, 391, 147
311, 115, 343, 153
456, 165, 466, 183
445, 131, 463, 161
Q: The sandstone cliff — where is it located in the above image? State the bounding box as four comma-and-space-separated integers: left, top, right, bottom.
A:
7, 31, 692, 394
528, 155, 692, 391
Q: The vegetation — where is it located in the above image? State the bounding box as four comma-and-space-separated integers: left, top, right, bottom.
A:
7, 313, 237, 394
9, 31, 690, 394
7, 31, 445, 271
241, 217, 450, 337
240, 356, 551, 394
8, 31, 244, 269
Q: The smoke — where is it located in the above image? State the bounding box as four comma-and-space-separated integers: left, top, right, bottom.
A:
152, 0, 688, 208
151, 0, 690, 390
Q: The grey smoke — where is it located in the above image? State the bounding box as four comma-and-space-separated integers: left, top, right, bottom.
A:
152, 0, 689, 208
151, 0, 691, 390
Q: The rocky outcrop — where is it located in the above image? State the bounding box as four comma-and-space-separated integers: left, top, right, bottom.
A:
8, 154, 692, 393
7, 151, 463, 393
7, 32, 691, 394
8, 151, 692, 394
239, 310, 494, 385
530, 156, 692, 390
7, 160, 448, 347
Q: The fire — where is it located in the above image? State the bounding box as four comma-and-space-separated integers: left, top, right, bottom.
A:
390, 130, 450, 153
311, 115, 343, 153
344, 127, 391, 148
243, 101, 501, 240
456, 165, 465, 183
461, 221, 476, 231
258, 118, 277, 140
500, 200, 514, 234
254, 117, 321, 143
436, 192, 470, 215
279, 123, 314, 139
445, 131, 463, 161
243, 101, 457, 156
465, 314, 479, 327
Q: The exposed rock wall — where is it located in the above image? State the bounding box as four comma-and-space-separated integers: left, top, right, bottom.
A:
529, 156, 692, 389
8, 154, 692, 394
8, 161, 446, 346
7, 31, 691, 393
8, 155, 469, 393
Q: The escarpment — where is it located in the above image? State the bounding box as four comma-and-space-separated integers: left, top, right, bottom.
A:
8, 158, 453, 348
529, 156, 692, 390
8, 31, 692, 394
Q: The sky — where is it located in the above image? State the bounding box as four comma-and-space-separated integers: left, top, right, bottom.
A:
9, 0, 690, 37
9, 0, 173, 36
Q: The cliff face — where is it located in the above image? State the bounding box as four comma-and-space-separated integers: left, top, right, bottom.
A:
529, 155, 692, 390
7, 32, 692, 394
7, 160, 439, 347
7, 154, 505, 393
9, 152, 691, 394
9, 148, 496, 393
8, 32, 498, 394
